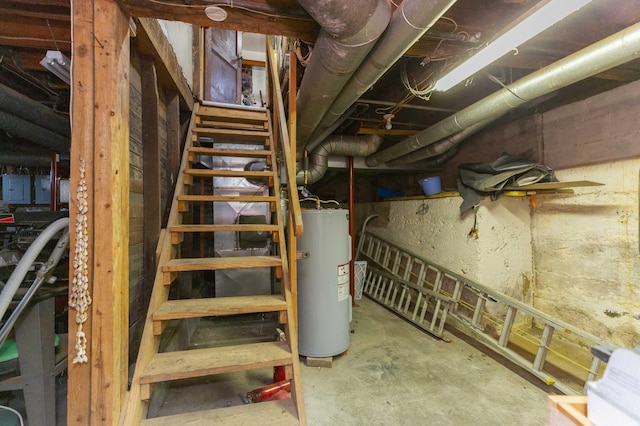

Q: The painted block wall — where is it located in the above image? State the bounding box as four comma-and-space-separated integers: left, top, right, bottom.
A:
158, 20, 194, 90
356, 195, 533, 307
532, 170, 640, 347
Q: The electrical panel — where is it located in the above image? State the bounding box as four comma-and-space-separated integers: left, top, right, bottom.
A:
2, 174, 30, 204
34, 175, 51, 204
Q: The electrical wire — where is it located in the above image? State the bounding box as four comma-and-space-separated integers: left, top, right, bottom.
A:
0, 405, 24, 426
300, 197, 342, 208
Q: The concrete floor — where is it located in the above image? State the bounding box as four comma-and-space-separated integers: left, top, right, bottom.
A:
3, 296, 552, 425
302, 296, 549, 425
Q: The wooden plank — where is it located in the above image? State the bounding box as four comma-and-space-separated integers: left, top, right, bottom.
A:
163, 256, 282, 272
183, 169, 274, 178
305, 357, 333, 368
142, 56, 162, 314
89, 0, 131, 423
165, 91, 181, 193
140, 399, 298, 426
266, 42, 303, 237
288, 42, 300, 327
192, 127, 269, 139
68, 0, 95, 423
503, 180, 604, 190
135, 17, 193, 111
198, 105, 267, 123
198, 119, 267, 131
171, 224, 278, 233
188, 147, 271, 159
178, 194, 276, 203
153, 295, 287, 322
139, 341, 292, 384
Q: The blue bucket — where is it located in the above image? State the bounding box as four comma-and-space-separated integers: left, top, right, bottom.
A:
419, 176, 441, 196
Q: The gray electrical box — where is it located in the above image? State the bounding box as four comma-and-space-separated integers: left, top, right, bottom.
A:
34, 175, 51, 204
2, 175, 30, 204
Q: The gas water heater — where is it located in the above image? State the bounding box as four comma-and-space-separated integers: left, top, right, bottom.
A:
297, 208, 351, 357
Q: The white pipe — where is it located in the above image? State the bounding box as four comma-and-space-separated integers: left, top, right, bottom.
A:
0, 218, 69, 322
0, 226, 70, 347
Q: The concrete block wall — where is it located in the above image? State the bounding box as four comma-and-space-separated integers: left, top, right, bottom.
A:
532, 159, 640, 347
356, 196, 533, 308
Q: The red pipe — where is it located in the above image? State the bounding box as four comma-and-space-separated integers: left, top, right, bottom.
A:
348, 156, 355, 306
50, 151, 59, 211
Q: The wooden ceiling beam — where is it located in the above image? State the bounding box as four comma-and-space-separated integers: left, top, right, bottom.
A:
0, 3, 70, 21
0, 20, 71, 50
120, 1, 318, 41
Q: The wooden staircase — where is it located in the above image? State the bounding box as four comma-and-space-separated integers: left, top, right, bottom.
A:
120, 102, 306, 425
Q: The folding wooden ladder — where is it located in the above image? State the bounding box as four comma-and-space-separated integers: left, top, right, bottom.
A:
121, 103, 305, 425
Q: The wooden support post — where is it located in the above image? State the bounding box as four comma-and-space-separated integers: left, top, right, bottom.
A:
166, 90, 181, 204
69, 0, 130, 424
142, 55, 161, 300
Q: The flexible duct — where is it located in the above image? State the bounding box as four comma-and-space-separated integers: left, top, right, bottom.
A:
296, 134, 383, 185
295, 0, 391, 150
366, 20, 640, 166
0, 110, 70, 153
308, 0, 457, 143
0, 83, 70, 138
0, 218, 69, 324
0, 225, 70, 348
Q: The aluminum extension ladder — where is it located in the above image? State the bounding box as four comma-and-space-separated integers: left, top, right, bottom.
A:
356, 227, 608, 395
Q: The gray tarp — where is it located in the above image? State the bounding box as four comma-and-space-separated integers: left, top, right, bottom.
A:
457, 154, 557, 212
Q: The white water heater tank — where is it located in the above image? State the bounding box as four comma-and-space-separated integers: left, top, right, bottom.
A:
297, 208, 351, 357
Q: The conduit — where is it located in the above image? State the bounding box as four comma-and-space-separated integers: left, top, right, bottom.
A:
307, 0, 457, 143
0, 218, 70, 325
295, 0, 391, 150
366, 20, 640, 166
296, 134, 382, 185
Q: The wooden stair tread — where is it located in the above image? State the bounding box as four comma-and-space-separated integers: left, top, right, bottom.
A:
192, 127, 269, 140
163, 256, 282, 272
178, 195, 276, 203
171, 224, 279, 233
140, 341, 292, 384
188, 147, 271, 158
198, 105, 268, 124
140, 399, 298, 426
184, 169, 273, 178
154, 295, 287, 321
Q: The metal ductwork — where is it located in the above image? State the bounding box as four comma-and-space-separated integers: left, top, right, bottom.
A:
387, 120, 493, 166
296, 134, 383, 185
366, 21, 640, 166
0, 83, 70, 153
295, 0, 391, 151
307, 0, 458, 143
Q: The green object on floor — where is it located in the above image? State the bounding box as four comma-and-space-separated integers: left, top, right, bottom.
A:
0, 334, 60, 362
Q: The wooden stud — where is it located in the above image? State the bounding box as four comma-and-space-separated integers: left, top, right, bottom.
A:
142, 55, 162, 317
67, 0, 95, 423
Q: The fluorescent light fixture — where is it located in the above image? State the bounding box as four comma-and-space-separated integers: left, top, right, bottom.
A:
40, 50, 71, 85
433, 0, 593, 92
